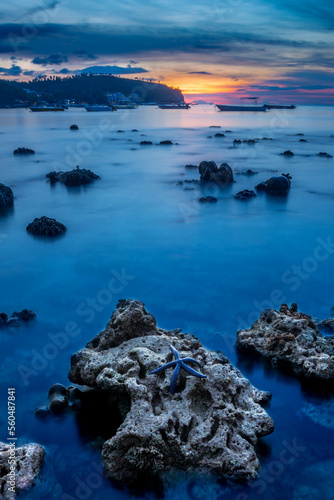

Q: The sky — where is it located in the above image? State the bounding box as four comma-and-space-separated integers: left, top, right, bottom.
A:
0, 0, 333, 103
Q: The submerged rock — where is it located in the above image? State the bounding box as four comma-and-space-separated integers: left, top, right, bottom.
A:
199, 196, 218, 203
255, 173, 291, 195
13, 147, 35, 155
0, 309, 36, 328
69, 299, 274, 487
0, 184, 14, 209
281, 150, 294, 156
140, 141, 153, 145
299, 139, 308, 142
159, 140, 173, 145
26, 216, 67, 237
214, 132, 225, 138
46, 166, 100, 186
234, 190, 257, 200
185, 164, 198, 169
198, 161, 234, 184
238, 169, 258, 176
315, 318, 334, 332
0, 442, 45, 498
70, 124, 79, 130
317, 152, 333, 158
236, 303, 334, 381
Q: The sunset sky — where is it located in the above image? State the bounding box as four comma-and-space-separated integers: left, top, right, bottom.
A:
0, 0, 333, 103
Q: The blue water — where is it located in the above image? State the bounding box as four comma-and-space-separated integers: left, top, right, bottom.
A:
0, 105, 333, 499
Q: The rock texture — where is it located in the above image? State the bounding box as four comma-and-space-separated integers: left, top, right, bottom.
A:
0, 309, 36, 328
26, 216, 67, 237
46, 166, 100, 186
0, 442, 45, 498
236, 304, 334, 380
234, 190, 257, 201
0, 184, 14, 209
69, 299, 274, 487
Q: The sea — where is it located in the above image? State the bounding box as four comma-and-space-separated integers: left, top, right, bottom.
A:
0, 105, 333, 499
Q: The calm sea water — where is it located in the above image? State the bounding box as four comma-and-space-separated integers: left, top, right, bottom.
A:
0, 105, 333, 499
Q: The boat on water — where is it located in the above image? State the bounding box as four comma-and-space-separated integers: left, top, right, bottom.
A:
216, 104, 267, 112
264, 104, 296, 110
29, 105, 66, 112
112, 102, 138, 110
85, 105, 116, 112
158, 103, 190, 109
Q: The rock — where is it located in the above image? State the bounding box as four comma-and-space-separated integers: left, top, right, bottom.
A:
26, 216, 67, 237
317, 152, 333, 158
159, 140, 173, 145
315, 318, 334, 332
0, 309, 36, 328
255, 173, 291, 195
209, 126, 221, 128
70, 124, 79, 130
236, 303, 334, 381
234, 190, 257, 200
46, 166, 100, 186
233, 140, 242, 145
0, 184, 14, 209
214, 133, 225, 138
301, 400, 334, 430
198, 161, 234, 184
117, 130, 125, 133
238, 169, 258, 176
140, 141, 153, 145
185, 164, 198, 169
48, 383, 69, 416
299, 139, 307, 142
281, 150, 294, 156
244, 139, 256, 145
0, 442, 45, 498
132, 129, 138, 132
294, 133, 304, 136
35, 406, 51, 419
13, 147, 35, 155
199, 196, 218, 203
69, 299, 274, 487
225, 130, 232, 133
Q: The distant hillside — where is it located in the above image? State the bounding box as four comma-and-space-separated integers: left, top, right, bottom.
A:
13, 74, 184, 104
0, 80, 34, 107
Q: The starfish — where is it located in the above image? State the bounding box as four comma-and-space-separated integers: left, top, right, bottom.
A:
149, 345, 207, 395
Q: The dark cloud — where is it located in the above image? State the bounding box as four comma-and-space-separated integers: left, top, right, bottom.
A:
76, 65, 148, 75
0, 64, 21, 75
23, 70, 35, 75
26, 0, 61, 16
187, 71, 212, 75
72, 50, 97, 60
31, 53, 68, 65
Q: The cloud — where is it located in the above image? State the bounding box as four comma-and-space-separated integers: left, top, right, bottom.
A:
187, 71, 212, 75
76, 65, 148, 75
31, 54, 68, 65
23, 70, 35, 75
72, 50, 97, 60
26, 0, 61, 16
58, 68, 71, 74
0, 64, 21, 75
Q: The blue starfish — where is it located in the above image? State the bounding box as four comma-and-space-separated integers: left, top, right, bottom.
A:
149, 345, 207, 395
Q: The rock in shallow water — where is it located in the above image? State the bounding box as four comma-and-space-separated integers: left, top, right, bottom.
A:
13, 147, 35, 155
46, 166, 100, 186
236, 303, 334, 381
234, 190, 257, 200
26, 216, 67, 237
69, 299, 274, 487
256, 173, 291, 195
198, 161, 234, 184
0, 442, 45, 498
0, 184, 14, 209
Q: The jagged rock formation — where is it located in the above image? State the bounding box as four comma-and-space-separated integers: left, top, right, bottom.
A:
0, 442, 45, 498
0, 184, 14, 209
26, 216, 67, 237
69, 299, 274, 487
236, 304, 334, 380
46, 166, 100, 186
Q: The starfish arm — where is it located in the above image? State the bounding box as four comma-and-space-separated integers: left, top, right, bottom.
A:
170, 345, 180, 360
170, 363, 181, 395
182, 357, 202, 367
181, 363, 207, 379
149, 360, 177, 374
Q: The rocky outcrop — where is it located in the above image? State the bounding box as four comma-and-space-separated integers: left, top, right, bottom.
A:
198, 161, 234, 185
317, 152, 333, 158
159, 140, 173, 145
256, 173, 291, 195
70, 124, 79, 130
26, 216, 67, 237
0, 184, 14, 209
13, 147, 35, 155
140, 141, 153, 145
234, 190, 257, 200
236, 304, 334, 381
199, 196, 218, 203
0, 442, 45, 498
46, 166, 100, 186
0, 309, 36, 328
281, 150, 294, 156
316, 318, 334, 332
69, 299, 274, 487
